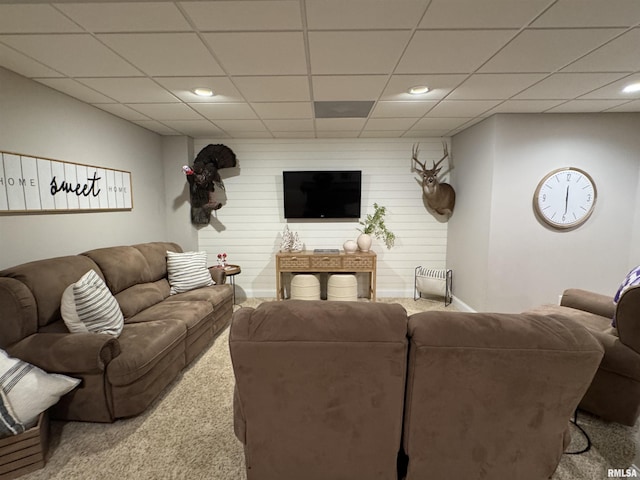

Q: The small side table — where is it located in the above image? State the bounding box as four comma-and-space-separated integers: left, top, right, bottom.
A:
222, 264, 241, 305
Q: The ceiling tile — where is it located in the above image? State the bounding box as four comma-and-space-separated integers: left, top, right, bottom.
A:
181, 1, 302, 30
607, 100, 640, 112
315, 118, 366, 131
94, 104, 151, 121
317, 130, 363, 138
447, 73, 546, 99
213, 119, 269, 133
126, 103, 204, 121
251, 102, 312, 119
77, 78, 179, 103
403, 129, 451, 138
396, 30, 516, 74
562, 28, 640, 72
0, 34, 142, 77
98, 33, 223, 76
158, 120, 224, 137
412, 117, 475, 130
306, 0, 427, 29
263, 119, 315, 131
479, 29, 624, 73
0, 5, 82, 33
420, 0, 550, 28
36, 78, 115, 103
202, 32, 306, 75
154, 77, 244, 103
133, 120, 181, 135
532, 0, 640, 27
309, 31, 411, 74
426, 100, 500, 117
312, 75, 388, 101
514, 73, 627, 99
370, 101, 437, 118
56, 2, 191, 32
578, 74, 640, 99
233, 76, 310, 102
360, 131, 405, 138
364, 118, 419, 130
484, 100, 565, 114
381, 74, 467, 100
0, 43, 63, 78
272, 131, 317, 139
190, 103, 258, 120
546, 99, 630, 112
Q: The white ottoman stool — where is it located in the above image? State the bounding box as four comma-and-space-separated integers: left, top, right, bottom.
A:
290, 274, 321, 300
327, 274, 357, 302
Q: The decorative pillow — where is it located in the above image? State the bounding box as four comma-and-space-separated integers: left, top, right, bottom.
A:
612, 265, 640, 327
166, 250, 214, 295
61, 269, 124, 337
0, 388, 25, 438
0, 349, 81, 434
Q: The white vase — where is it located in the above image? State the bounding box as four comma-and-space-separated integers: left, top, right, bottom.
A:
357, 233, 372, 252
343, 240, 357, 254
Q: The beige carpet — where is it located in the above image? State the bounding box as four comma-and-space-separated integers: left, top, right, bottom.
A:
19, 298, 638, 480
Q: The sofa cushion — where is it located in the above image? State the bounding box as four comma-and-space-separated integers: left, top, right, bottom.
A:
133, 242, 181, 282
166, 251, 213, 295
82, 246, 151, 294
106, 320, 186, 387
165, 284, 233, 310
0, 349, 81, 430
61, 270, 124, 337
126, 300, 212, 331
115, 280, 170, 319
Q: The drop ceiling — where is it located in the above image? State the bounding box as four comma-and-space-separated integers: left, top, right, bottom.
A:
1, 0, 639, 139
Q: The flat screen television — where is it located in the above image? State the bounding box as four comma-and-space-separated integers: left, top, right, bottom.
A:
283, 170, 362, 219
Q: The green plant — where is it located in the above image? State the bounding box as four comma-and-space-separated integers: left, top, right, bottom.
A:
358, 203, 396, 249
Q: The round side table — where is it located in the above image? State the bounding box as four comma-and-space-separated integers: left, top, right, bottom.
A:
222, 264, 241, 305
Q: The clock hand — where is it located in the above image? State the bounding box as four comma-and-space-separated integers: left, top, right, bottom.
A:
564, 185, 569, 215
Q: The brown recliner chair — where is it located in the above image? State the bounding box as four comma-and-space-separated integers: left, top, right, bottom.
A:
531, 286, 640, 426
229, 300, 408, 480
402, 311, 604, 480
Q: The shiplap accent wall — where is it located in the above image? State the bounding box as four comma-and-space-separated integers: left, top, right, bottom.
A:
194, 138, 449, 299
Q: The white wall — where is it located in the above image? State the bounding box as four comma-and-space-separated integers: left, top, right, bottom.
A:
0, 67, 166, 269
194, 138, 450, 299
449, 113, 640, 312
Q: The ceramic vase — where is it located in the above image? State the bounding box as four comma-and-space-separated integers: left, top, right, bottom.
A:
343, 240, 357, 254
357, 233, 372, 252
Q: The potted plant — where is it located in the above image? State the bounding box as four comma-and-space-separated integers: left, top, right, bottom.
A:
357, 203, 396, 250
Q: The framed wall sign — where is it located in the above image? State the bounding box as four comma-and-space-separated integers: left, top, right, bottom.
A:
0, 151, 132, 214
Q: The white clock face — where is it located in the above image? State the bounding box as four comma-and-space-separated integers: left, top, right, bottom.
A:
534, 167, 597, 229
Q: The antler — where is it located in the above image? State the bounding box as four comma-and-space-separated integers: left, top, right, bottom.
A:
411, 143, 426, 172
432, 141, 449, 169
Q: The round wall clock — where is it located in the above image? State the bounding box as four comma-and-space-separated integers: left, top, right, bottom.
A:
533, 167, 597, 229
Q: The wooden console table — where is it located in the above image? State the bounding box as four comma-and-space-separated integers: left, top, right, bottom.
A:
276, 251, 377, 301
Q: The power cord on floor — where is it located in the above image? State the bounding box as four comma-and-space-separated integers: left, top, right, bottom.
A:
565, 410, 592, 455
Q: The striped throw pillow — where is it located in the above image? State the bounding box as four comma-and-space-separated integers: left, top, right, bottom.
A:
60, 269, 124, 337
167, 250, 214, 295
0, 349, 80, 433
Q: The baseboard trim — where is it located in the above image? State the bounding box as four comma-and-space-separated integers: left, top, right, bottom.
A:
451, 295, 476, 312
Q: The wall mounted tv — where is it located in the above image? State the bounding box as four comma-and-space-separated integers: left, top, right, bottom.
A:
283, 170, 362, 219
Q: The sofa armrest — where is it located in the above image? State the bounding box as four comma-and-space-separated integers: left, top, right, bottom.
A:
209, 267, 227, 285
560, 288, 615, 319
6, 332, 121, 374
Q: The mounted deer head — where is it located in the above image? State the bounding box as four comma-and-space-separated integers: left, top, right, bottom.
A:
412, 142, 456, 216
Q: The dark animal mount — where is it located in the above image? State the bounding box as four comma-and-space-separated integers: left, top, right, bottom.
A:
184, 144, 237, 225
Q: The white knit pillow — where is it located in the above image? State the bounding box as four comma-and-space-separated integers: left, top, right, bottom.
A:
61, 270, 124, 337
166, 250, 214, 295
0, 349, 80, 432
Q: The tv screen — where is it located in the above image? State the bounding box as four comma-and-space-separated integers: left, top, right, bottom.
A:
283, 170, 362, 219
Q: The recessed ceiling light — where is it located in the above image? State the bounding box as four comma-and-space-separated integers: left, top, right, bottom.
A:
193, 87, 214, 97
622, 82, 640, 94
408, 85, 430, 95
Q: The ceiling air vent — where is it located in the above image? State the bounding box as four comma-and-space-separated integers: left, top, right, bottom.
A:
314, 101, 375, 118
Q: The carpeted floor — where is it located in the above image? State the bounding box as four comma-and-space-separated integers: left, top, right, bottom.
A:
19, 298, 638, 480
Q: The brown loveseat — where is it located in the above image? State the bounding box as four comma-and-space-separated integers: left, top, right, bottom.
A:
230, 301, 604, 480
0, 242, 233, 423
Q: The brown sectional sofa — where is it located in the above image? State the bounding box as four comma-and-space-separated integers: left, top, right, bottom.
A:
0, 242, 233, 423
230, 301, 604, 480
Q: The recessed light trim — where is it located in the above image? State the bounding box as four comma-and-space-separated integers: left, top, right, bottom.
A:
408, 85, 430, 95
193, 87, 214, 97
622, 82, 640, 94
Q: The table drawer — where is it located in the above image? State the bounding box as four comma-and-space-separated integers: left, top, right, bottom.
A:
342, 256, 374, 270
278, 256, 310, 270
310, 256, 342, 269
